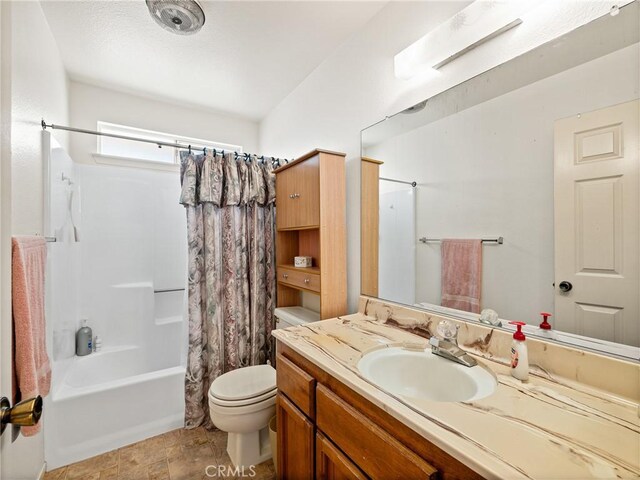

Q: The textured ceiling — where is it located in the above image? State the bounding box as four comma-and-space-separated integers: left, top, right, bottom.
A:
40, 1, 386, 120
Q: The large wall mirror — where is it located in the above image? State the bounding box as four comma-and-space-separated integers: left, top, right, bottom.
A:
361, 2, 640, 360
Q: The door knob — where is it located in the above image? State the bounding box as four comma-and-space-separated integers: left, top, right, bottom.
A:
0, 395, 43, 434
559, 281, 573, 293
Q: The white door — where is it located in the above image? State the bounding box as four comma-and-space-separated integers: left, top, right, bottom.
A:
554, 100, 639, 347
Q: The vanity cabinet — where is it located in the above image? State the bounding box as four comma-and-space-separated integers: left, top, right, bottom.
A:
276, 343, 483, 480
276, 394, 315, 480
316, 432, 367, 480
274, 149, 347, 319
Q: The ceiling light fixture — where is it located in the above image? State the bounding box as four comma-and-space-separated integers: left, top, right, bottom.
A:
146, 0, 205, 35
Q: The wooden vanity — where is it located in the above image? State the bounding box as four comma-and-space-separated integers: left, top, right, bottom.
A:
273, 300, 640, 480
275, 342, 481, 480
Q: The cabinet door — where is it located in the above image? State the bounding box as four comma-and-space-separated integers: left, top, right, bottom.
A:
291, 155, 320, 228
316, 432, 367, 480
276, 166, 296, 230
277, 394, 314, 480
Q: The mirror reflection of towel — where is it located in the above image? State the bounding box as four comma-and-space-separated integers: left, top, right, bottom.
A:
441, 239, 482, 314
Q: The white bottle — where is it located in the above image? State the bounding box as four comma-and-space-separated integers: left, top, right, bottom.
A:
509, 321, 529, 381
93, 335, 102, 353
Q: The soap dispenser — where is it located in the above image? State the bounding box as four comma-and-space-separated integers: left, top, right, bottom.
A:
509, 321, 528, 381
76, 319, 93, 356
537, 312, 556, 339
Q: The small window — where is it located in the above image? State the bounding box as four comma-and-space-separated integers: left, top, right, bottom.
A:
97, 122, 242, 164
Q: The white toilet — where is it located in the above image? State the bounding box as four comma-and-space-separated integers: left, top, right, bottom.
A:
208, 306, 320, 468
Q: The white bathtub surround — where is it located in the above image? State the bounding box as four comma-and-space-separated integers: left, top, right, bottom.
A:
45, 349, 185, 469
44, 160, 188, 468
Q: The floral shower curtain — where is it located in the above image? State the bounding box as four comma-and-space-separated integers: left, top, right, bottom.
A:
179, 151, 277, 428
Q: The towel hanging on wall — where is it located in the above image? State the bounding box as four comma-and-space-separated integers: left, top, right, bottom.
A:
11, 236, 51, 436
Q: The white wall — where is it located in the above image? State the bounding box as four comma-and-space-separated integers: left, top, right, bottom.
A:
69, 81, 259, 164
259, 0, 628, 312
367, 44, 639, 322
1, 2, 69, 479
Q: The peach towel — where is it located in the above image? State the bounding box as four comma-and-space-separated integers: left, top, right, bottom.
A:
12, 236, 50, 436
441, 239, 482, 314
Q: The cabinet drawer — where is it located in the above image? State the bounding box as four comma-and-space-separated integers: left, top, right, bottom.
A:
277, 267, 320, 293
316, 385, 438, 480
277, 354, 316, 419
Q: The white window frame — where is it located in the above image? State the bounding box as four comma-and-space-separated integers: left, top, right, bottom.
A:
95, 121, 243, 167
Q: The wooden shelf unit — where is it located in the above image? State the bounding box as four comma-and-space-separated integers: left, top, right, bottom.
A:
274, 149, 347, 320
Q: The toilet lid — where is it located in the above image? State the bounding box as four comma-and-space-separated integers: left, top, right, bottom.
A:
209, 365, 276, 401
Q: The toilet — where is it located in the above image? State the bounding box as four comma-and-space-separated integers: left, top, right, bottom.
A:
208, 306, 320, 468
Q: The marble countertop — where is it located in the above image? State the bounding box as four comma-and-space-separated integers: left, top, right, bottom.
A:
272, 313, 640, 480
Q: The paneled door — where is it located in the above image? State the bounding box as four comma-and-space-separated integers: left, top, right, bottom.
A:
554, 100, 639, 346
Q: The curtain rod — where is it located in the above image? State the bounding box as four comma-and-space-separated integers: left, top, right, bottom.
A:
41, 120, 290, 165
380, 176, 417, 187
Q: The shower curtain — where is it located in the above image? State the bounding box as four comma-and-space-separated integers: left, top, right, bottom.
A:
179, 151, 277, 428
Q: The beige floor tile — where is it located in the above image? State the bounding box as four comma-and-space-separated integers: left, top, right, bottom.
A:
118, 437, 166, 475
44, 466, 67, 480
162, 430, 181, 448
167, 443, 215, 480
67, 451, 118, 480
205, 428, 226, 447
73, 474, 100, 480
179, 426, 208, 448
99, 466, 118, 480
148, 460, 170, 480
118, 463, 148, 480
51, 428, 275, 480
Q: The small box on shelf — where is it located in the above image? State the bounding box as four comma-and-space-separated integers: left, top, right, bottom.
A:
294, 256, 313, 268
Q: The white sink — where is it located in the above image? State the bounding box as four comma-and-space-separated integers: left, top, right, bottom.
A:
357, 347, 497, 403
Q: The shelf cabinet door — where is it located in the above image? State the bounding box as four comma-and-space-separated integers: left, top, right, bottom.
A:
276, 155, 320, 230
277, 394, 314, 480
276, 166, 296, 230
316, 432, 368, 480
291, 155, 320, 228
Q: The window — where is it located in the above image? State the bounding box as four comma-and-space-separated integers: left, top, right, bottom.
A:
97, 122, 242, 164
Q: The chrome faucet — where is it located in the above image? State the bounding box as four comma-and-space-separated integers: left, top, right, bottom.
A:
429, 320, 477, 368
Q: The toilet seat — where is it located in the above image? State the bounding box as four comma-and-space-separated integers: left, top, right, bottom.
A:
208, 364, 276, 402
209, 387, 276, 407
208, 391, 276, 416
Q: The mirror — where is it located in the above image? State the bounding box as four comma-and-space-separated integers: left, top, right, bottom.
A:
361, 2, 640, 360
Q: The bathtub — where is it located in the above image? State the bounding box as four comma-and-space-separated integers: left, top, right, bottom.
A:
45, 344, 185, 469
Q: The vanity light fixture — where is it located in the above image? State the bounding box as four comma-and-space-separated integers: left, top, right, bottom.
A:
394, 0, 539, 80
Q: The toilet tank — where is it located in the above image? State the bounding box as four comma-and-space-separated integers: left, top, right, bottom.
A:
274, 306, 320, 329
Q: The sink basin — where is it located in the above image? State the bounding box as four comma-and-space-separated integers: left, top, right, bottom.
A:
357, 347, 497, 403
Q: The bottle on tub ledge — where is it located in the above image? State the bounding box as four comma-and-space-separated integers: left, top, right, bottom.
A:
76, 319, 93, 356
509, 321, 529, 382
93, 335, 102, 353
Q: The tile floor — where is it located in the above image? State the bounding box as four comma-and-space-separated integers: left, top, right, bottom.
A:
43, 428, 276, 480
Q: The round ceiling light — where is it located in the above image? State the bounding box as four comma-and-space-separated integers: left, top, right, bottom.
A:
146, 0, 205, 35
